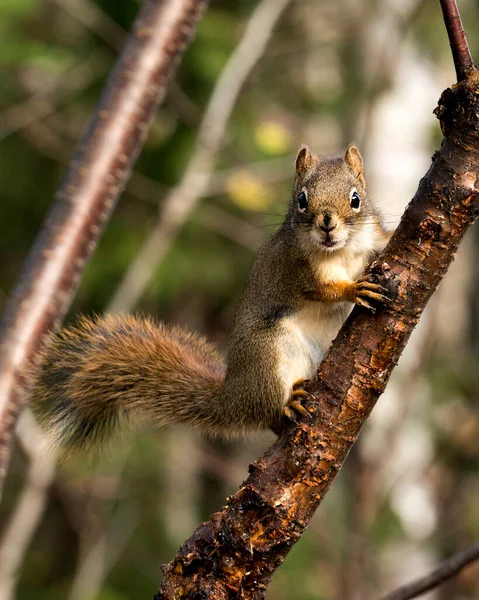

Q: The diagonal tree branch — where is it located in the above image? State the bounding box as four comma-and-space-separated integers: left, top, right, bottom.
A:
156, 5, 479, 600
381, 541, 479, 600
0, 0, 207, 498
439, 0, 473, 80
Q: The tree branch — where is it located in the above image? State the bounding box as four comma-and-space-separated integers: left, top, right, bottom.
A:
381, 542, 479, 600
439, 0, 473, 81
0, 411, 55, 600
156, 64, 479, 600
0, 0, 207, 498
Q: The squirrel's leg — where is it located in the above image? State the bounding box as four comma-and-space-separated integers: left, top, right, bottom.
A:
304, 276, 390, 312
283, 379, 315, 421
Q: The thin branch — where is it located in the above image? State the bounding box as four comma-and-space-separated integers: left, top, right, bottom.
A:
126, 155, 294, 205
156, 72, 479, 599
51, 0, 125, 50
0, 55, 105, 142
381, 542, 479, 600
67, 491, 139, 600
108, 0, 292, 313
0, 0, 207, 498
439, 0, 473, 81
195, 206, 261, 250
0, 411, 55, 600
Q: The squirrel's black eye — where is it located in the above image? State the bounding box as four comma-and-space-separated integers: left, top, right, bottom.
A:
350, 189, 361, 210
297, 190, 308, 213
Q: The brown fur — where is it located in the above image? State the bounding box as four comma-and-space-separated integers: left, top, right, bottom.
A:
34, 315, 226, 448
33, 146, 392, 450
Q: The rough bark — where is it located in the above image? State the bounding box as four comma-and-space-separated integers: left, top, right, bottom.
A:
156, 71, 479, 600
0, 0, 207, 496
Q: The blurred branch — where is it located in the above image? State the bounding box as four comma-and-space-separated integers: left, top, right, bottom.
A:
50, 0, 125, 49
0, 55, 105, 142
17, 119, 269, 252
0, 0, 207, 498
19, 120, 73, 164
17, 112, 292, 210
0, 411, 55, 600
127, 155, 294, 203
439, 0, 473, 81
195, 206, 261, 250
381, 542, 479, 600
163, 430, 201, 545
67, 492, 139, 600
157, 71, 479, 600
108, 0, 292, 313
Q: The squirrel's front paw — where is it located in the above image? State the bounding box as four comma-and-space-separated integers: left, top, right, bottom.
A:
350, 276, 389, 312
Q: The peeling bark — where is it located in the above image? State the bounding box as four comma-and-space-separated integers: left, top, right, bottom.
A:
156, 72, 479, 600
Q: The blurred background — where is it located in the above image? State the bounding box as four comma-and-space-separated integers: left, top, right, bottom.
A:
1, 0, 478, 598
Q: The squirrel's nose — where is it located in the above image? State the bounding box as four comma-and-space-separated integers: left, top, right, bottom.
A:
319, 213, 336, 233
320, 225, 335, 233
320, 224, 335, 233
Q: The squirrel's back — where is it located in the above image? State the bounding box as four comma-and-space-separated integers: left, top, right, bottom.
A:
34, 314, 226, 450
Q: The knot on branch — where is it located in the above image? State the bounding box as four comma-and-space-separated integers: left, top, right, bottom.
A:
435, 67, 479, 139
157, 485, 298, 599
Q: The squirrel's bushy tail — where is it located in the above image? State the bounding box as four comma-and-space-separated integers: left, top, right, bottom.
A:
33, 314, 226, 452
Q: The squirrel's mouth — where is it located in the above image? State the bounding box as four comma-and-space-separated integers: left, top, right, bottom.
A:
322, 239, 338, 248
310, 228, 347, 251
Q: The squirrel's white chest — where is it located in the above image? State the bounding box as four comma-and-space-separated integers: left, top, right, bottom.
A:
314, 253, 367, 285
277, 251, 371, 404
278, 301, 351, 403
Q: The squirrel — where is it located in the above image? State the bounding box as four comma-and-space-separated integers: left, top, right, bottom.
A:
33, 144, 392, 450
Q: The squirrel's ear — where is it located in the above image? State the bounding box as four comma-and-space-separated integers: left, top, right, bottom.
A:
295, 145, 316, 178
344, 144, 365, 185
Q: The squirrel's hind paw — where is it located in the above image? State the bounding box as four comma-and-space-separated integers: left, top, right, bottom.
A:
283, 380, 315, 421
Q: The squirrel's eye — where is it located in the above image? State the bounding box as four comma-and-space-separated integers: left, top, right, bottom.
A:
297, 190, 308, 213
350, 189, 361, 211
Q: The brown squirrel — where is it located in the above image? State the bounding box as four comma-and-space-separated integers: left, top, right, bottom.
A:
33, 144, 391, 449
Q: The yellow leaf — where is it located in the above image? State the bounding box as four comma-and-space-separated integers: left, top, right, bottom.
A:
255, 120, 292, 155
226, 170, 272, 211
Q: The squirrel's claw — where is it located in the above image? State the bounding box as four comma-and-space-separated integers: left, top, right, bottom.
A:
283, 380, 315, 421
354, 277, 390, 311
355, 296, 377, 312
288, 398, 311, 418
283, 405, 297, 421
283, 401, 310, 421
356, 281, 388, 294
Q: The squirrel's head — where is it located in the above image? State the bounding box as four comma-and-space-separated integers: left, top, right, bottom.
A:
290, 144, 372, 253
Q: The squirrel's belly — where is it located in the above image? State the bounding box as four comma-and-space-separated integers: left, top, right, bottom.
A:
278, 303, 352, 404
